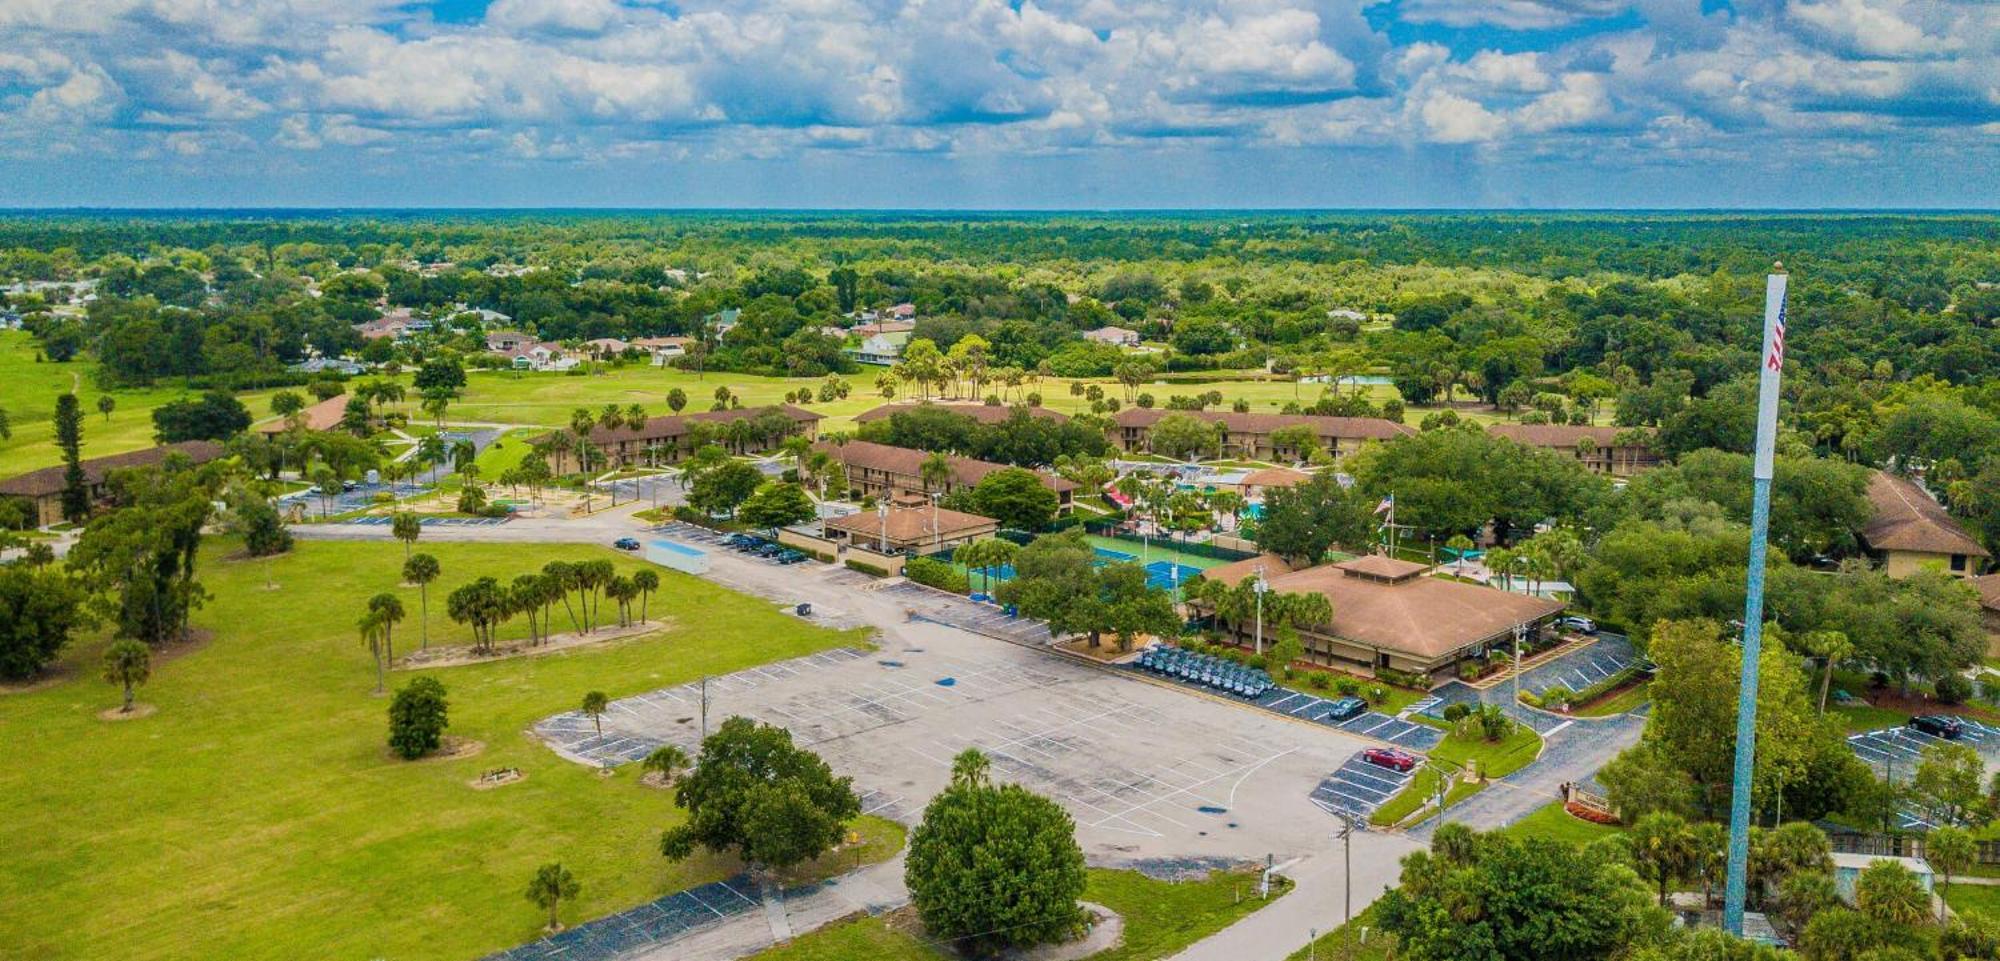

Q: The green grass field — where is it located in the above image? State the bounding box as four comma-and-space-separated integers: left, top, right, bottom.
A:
1370, 723, 1544, 826
1283, 904, 1394, 961
743, 867, 1286, 961
0, 331, 279, 473
1944, 882, 2000, 920
1572, 680, 1653, 718
1500, 802, 1624, 844
0, 537, 878, 961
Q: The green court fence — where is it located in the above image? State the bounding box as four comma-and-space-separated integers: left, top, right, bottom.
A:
1081, 520, 1260, 562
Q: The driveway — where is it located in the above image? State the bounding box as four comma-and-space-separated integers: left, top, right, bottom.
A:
1408, 711, 1645, 837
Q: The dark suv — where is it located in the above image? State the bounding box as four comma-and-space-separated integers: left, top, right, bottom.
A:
1323, 696, 1368, 722
1910, 715, 1965, 740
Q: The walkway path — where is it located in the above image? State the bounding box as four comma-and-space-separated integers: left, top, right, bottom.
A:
1409, 711, 1644, 838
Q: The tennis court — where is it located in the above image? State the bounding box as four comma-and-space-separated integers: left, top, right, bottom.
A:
970, 545, 1142, 586
1143, 559, 1205, 590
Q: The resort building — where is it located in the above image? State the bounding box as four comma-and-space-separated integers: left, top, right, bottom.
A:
256, 395, 348, 435
1109, 409, 1412, 462
1860, 471, 1989, 578
812, 440, 1077, 514
1198, 553, 1565, 688
1485, 424, 1661, 476
579, 405, 823, 467
1, 441, 226, 527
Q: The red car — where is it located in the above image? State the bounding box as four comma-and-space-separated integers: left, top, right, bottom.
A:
1360, 747, 1419, 773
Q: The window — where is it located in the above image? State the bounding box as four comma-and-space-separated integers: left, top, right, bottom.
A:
1951, 554, 1967, 572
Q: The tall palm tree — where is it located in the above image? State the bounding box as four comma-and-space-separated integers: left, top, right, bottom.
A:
368, 592, 406, 667
359, 609, 388, 694
920, 452, 954, 494
403, 552, 440, 649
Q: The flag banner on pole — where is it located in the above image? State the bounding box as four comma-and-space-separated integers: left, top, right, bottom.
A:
1373, 494, 1394, 516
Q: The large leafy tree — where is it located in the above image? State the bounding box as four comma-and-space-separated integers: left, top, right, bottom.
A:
906, 749, 1088, 956
737, 481, 817, 530
1253, 471, 1376, 565
1147, 413, 1221, 460
660, 717, 858, 871
962, 468, 1059, 531
66, 460, 217, 646
1376, 827, 1668, 961
686, 460, 764, 518
1349, 424, 1609, 539
0, 564, 88, 680
387, 676, 448, 760
151, 390, 252, 443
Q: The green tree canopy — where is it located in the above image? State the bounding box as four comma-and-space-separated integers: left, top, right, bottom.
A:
659, 717, 858, 870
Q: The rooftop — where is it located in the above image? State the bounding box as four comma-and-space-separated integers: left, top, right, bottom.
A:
1238, 466, 1311, 489
823, 503, 997, 542
1862, 471, 1988, 559
1250, 555, 1565, 659
854, 402, 1070, 426
815, 439, 1077, 493
257, 394, 347, 434
0, 441, 226, 498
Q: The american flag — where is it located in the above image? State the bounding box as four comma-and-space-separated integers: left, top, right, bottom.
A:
1373, 494, 1394, 517
1766, 299, 1788, 372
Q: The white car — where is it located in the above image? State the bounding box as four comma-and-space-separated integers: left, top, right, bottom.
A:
1561, 616, 1598, 635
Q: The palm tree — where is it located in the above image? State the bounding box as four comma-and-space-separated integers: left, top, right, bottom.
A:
1805, 629, 1854, 712
368, 592, 406, 667
632, 569, 659, 623
102, 640, 151, 713
543, 430, 575, 476
359, 609, 388, 694
1444, 534, 1475, 573
580, 690, 609, 734
525, 862, 580, 934
544, 561, 583, 634
641, 745, 690, 785
920, 452, 954, 493
403, 553, 440, 649
392, 511, 422, 558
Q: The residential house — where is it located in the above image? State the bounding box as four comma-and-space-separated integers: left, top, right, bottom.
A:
1485, 423, 1661, 477
577, 404, 824, 467
633, 336, 691, 365
854, 401, 1070, 426
851, 330, 911, 366
813, 440, 1077, 514
1, 441, 226, 527
581, 338, 631, 358
502, 342, 575, 372
820, 493, 999, 554
485, 330, 534, 352
287, 357, 366, 376
1970, 574, 2000, 658
852, 320, 915, 337
257, 395, 348, 435
706, 308, 741, 337
1199, 553, 1565, 688
1860, 471, 1989, 578
887, 303, 916, 321
1082, 325, 1141, 347
1108, 408, 1413, 462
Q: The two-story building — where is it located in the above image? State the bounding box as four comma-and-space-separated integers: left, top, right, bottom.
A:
580, 405, 823, 467
813, 440, 1076, 514
1485, 423, 1661, 477
1861, 471, 1989, 578
1108, 409, 1412, 462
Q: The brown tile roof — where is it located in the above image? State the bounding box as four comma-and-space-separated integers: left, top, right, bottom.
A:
257, 394, 348, 434
0, 441, 226, 498
824, 504, 998, 543
1862, 471, 1988, 559
814, 439, 1078, 494
1970, 574, 2000, 613
1239, 467, 1312, 489
854, 402, 1070, 426
1201, 554, 1296, 587
1264, 558, 1566, 659
1485, 423, 1649, 448
585, 404, 823, 446
1111, 408, 1414, 441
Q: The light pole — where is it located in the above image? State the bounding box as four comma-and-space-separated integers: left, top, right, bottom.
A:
1253, 564, 1268, 656
877, 500, 888, 555
1332, 813, 1357, 924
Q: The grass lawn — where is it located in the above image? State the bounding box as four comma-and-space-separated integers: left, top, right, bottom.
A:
1500, 802, 1624, 845
742, 866, 1287, 961
1371, 724, 1544, 827
1944, 883, 2000, 920
1572, 680, 1653, 718
1833, 703, 1911, 733
0, 537, 877, 961
0, 331, 279, 473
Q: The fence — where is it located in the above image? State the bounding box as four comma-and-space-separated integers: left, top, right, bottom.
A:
1826, 830, 2000, 865
1081, 520, 1260, 562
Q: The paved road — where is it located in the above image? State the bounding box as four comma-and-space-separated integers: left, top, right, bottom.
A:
1409, 711, 1645, 839
1167, 841, 1410, 961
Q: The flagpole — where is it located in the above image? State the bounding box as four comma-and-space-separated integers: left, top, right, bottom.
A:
1723, 266, 1789, 936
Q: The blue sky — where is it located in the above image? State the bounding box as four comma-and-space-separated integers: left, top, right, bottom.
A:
0, 0, 1995, 208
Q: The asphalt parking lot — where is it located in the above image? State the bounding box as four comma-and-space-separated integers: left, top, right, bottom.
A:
1512, 633, 1642, 697
535, 617, 1405, 863
1848, 720, 2000, 831
1310, 753, 1419, 820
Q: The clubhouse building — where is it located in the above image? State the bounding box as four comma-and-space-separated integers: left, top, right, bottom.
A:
1861, 470, 1989, 578
1, 441, 226, 527
1198, 553, 1565, 688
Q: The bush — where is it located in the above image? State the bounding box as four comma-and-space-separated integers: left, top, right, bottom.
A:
1537, 684, 1573, 709
1306, 672, 1332, 690
1335, 677, 1359, 696
844, 559, 889, 577
1442, 702, 1472, 724
1980, 673, 2000, 703
1459, 662, 1483, 681
1246, 654, 1269, 671
1378, 667, 1425, 689
1517, 689, 1542, 708
904, 556, 971, 594
388, 676, 449, 760
1935, 672, 1973, 706
1367, 685, 1387, 704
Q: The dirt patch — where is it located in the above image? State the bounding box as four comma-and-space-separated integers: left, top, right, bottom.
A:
468, 766, 526, 790
97, 702, 158, 721
151, 629, 215, 667
395, 736, 485, 763
639, 770, 680, 790
396, 620, 670, 670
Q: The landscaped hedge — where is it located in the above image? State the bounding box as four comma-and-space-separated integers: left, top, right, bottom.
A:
903, 556, 970, 594
844, 559, 889, 577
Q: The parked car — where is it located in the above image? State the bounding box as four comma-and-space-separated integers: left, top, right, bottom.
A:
1561, 616, 1598, 635
1323, 696, 1368, 722
1360, 747, 1419, 773
1911, 714, 1965, 739
612, 537, 641, 551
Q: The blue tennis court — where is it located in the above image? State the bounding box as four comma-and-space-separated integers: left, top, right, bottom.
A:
972, 563, 1018, 583
1093, 546, 1138, 564
1144, 560, 1204, 590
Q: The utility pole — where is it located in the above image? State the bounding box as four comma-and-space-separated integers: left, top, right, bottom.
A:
1724, 267, 1791, 936
700, 674, 710, 741
1253, 564, 1268, 656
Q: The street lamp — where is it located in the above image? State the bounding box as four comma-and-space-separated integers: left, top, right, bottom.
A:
1253, 564, 1269, 656
877, 500, 888, 555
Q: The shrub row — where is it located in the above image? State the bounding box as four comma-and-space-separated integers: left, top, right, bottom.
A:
903, 556, 971, 594
844, 559, 889, 578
